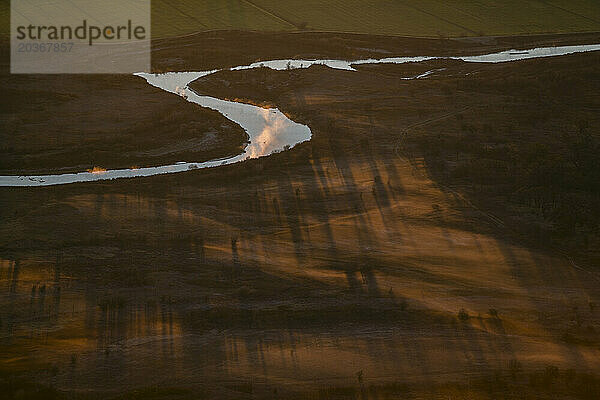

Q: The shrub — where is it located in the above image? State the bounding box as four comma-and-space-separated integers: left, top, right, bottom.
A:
458, 308, 469, 321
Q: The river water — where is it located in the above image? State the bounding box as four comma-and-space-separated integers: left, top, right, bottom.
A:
1, 43, 598, 187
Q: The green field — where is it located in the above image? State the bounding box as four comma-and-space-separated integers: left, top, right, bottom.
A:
1, 0, 599, 39
151, 0, 600, 38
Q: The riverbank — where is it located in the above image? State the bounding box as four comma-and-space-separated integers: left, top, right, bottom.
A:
0, 73, 247, 176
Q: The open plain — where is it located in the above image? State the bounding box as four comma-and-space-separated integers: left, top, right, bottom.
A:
1, 8, 600, 400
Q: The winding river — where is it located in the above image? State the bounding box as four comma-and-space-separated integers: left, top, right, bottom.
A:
2, 43, 599, 187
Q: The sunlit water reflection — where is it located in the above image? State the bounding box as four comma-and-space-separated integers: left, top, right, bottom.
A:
0, 43, 598, 187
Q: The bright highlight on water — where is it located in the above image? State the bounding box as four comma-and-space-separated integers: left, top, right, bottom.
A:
2, 43, 599, 187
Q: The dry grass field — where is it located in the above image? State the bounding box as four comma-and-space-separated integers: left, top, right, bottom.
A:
1, 31, 599, 399
1, 1, 600, 399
